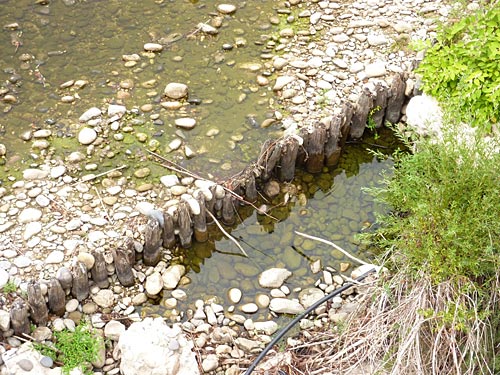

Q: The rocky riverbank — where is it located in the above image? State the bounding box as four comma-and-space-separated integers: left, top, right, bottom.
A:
0, 0, 460, 374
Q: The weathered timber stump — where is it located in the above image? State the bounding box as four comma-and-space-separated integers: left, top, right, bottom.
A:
350, 88, 374, 139
372, 83, 389, 128
386, 73, 406, 124
305, 123, 327, 174
325, 114, 342, 166
112, 249, 135, 287
162, 212, 176, 249
47, 278, 66, 316
123, 237, 137, 266
27, 281, 48, 326
91, 251, 109, 289
193, 191, 208, 243
143, 217, 163, 266
178, 202, 193, 248
221, 192, 236, 226
244, 167, 258, 203
10, 298, 30, 336
56, 266, 73, 291
72, 262, 89, 302
279, 137, 300, 181
258, 140, 281, 181
339, 102, 354, 148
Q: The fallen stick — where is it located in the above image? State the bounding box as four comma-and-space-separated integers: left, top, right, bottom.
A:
294, 231, 370, 266
206, 210, 248, 257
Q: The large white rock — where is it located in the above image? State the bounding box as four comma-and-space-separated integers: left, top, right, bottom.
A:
162, 264, 185, 289
258, 268, 292, 288
164, 83, 188, 99
78, 127, 97, 145
269, 298, 305, 314
117, 317, 200, 375
405, 94, 443, 139
79, 107, 101, 122
145, 271, 164, 295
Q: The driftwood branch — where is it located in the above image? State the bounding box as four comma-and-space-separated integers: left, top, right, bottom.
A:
206, 210, 248, 257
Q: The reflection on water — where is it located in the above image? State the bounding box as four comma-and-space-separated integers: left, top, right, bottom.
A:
0, 0, 280, 181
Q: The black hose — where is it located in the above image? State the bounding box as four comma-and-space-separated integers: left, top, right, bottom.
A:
243, 268, 377, 375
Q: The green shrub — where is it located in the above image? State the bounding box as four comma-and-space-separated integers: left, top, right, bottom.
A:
416, 2, 500, 131
367, 127, 500, 285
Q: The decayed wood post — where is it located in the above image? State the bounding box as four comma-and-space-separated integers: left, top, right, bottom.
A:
178, 202, 193, 248
244, 167, 258, 203
91, 251, 109, 289
71, 261, 89, 302
325, 114, 342, 166
112, 249, 135, 287
305, 123, 327, 174
10, 298, 30, 336
27, 281, 48, 326
48, 278, 66, 316
339, 101, 354, 148
385, 73, 406, 124
162, 212, 176, 249
221, 192, 236, 226
258, 140, 281, 181
123, 236, 136, 266
56, 266, 73, 291
350, 88, 373, 139
279, 137, 300, 182
372, 83, 389, 128
143, 217, 163, 266
193, 191, 208, 243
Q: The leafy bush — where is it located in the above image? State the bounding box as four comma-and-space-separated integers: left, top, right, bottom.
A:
368, 128, 500, 285
416, 2, 500, 131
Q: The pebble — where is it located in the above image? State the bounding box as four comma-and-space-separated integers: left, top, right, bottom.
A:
144, 43, 163, 52
269, 298, 305, 314
217, 4, 236, 14
18, 208, 42, 223
164, 82, 188, 99
45, 250, 65, 264
78, 127, 98, 145
175, 118, 196, 129
228, 288, 242, 304
258, 268, 292, 288
79, 107, 101, 122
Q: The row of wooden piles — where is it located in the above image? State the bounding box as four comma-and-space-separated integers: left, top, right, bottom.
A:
8, 73, 410, 333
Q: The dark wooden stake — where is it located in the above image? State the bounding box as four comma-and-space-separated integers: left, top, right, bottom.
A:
27, 281, 48, 326
47, 278, 66, 316
193, 191, 208, 243
162, 212, 176, 249
178, 202, 193, 248
112, 249, 135, 287
385, 73, 406, 124
10, 298, 30, 336
244, 167, 258, 203
279, 137, 300, 182
258, 140, 281, 181
305, 123, 327, 174
71, 262, 89, 302
143, 217, 163, 266
91, 251, 109, 289
372, 83, 389, 128
325, 114, 342, 167
339, 101, 354, 148
350, 88, 373, 139
221, 192, 236, 226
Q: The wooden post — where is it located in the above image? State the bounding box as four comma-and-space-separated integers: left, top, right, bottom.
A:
244, 168, 258, 203
205, 185, 217, 223
324, 114, 342, 166
258, 140, 281, 181
48, 278, 66, 316
91, 251, 109, 289
143, 217, 163, 266
178, 202, 193, 248
71, 262, 89, 302
305, 123, 327, 174
123, 236, 136, 266
221, 192, 236, 226
27, 281, 48, 326
193, 191, 208, 243
372, 83, 389, 128
339, 101, 354, 148
56, 266, 73, 291
385, 73, 406, 124
279, 137, 300, 182
350, 88, 373, 139
112, 249, 135, 287
162, 212, 176, 249
10, 298, 30, 336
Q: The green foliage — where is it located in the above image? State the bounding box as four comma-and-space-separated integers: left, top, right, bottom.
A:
416, 3, 500, 130
2, 281, 16, 293
34, 321, 102, 375
366, 127, 500, 286
366, 106, 382, 140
